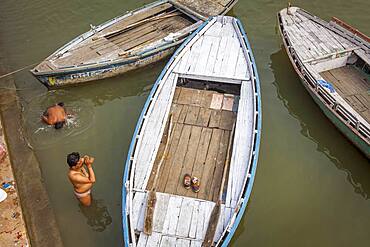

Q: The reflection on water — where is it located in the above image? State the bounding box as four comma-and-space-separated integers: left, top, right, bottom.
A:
23, 90, 94, 149
79, 199, 112, 232
271, 47, 370, 199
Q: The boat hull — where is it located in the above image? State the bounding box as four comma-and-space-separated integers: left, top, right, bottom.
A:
122, 17, 262, 247
277, 12, 370, 158
33, 46, 176, 88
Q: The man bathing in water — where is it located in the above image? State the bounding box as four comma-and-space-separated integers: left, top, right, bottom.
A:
42, 102, 66, 129
67, 152, 96, 206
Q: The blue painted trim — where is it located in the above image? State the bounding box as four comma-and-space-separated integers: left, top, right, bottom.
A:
220, 19, 262, 246
121, 18, 210, 246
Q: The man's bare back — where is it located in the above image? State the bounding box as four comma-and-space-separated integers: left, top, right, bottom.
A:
42, 102, 66, 129
67, 152, 96, 206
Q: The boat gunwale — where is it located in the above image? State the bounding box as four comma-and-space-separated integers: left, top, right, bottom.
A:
122, 16, 262, 247
216, 18, 262, 247
277, 8, 370, 153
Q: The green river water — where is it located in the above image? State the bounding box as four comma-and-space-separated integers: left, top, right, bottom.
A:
0, 0, 369, 246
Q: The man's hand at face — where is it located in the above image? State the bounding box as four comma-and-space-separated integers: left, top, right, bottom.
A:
84, 155, 95, 166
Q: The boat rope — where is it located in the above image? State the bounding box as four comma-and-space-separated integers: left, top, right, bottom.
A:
0, 62, 39, 79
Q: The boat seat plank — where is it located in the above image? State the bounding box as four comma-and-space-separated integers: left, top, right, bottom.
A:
152, 193, 171, 232
176, 238, 190, 247
162, 196, 183, 235
160, 236, 177, 247
145, 232, 162, 247
137, 232, 149, 247
176, 197, 195, 237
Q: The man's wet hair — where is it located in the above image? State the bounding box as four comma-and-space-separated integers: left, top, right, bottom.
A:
54, 121, 64, 129
67, 152, 80, 167
57, 102, 64, 107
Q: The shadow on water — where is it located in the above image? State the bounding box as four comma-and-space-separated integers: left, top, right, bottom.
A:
270, 47, 370, 199
79, 199, 112, 232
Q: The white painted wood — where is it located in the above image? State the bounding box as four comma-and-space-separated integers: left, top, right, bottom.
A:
213, 36, 231, 75
132, 192, 146, 231
192, 35, 215, 74
202, 202, 215, 239
176, 197, 194, 238
176, 239, 190, 247
162, 196, 183, 235
213, 204, 225, 242
190, 241, 202, 247
189, 201, 200, 239
195, 201, 206, 240
146, 232, 162, 247
226, 81, 254, 208
160, 236, 177, 247
137, 232, 148, 247
153, 193, 171, 232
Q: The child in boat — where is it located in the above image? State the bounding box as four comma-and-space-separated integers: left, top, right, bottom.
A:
42, 102, 66, 129
67, 152, 96, 207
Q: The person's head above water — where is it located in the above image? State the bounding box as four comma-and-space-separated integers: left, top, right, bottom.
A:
67, 152, 80, 168
54, 121, 65, 129
57, 102, 64, 107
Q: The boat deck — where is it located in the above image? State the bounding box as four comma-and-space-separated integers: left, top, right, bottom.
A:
146, 86, 238, 202
37, 3, 194, 71
320, 65, 370, 122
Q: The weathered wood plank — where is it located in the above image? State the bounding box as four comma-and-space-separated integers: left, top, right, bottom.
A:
157, 123, 184, 192
145, 232, 162, 247
176, 197, 195, 237
137, 232, 148, 247
152, 193, 171, 232
219, 111, 235, 131
176, 238, 190, 247
162, 196, 183, 235
210, 130, 230, 202
208, 110, 221, 128
196, 108, 212, 127
187, 128, 213, 197
184, 106, 201, 125
176, 126, 202, 195
199, 129, 222, 200
189, 201, 200, 239
164, 125, 192, 193
209, 93, 223, 110
160, 236, 177, 247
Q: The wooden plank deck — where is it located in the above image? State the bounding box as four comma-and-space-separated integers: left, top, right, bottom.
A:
320, 65, 370, 122
146, 87, 237, 202
280, 7, 358, 63
131, 191, 234, 245
52, 6, 193, 67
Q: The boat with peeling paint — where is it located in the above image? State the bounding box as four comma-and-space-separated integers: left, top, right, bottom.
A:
122, 16, 261, 246
30, 0, 238, 88
277, 6, 370, 158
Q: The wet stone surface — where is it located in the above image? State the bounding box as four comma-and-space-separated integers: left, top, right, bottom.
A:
0, 121, 29, 246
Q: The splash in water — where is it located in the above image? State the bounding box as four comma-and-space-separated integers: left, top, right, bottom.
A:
23, 90, 95, 149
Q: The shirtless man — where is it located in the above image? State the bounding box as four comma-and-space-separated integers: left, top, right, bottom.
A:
67, 152, 96, 206
42, 102, 66, 129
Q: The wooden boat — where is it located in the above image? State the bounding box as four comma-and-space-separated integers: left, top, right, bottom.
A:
30, 0, 238, 88
277, 6, 370, 158
122, 16, 261, 247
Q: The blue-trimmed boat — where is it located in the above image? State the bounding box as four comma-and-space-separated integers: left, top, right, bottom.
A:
30, 0, 238, 88
122, 16, 261, 247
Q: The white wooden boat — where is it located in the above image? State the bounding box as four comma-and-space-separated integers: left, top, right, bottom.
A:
122, 16, 262, 246
30, 0, 238, 88
278, 6, 370, 158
